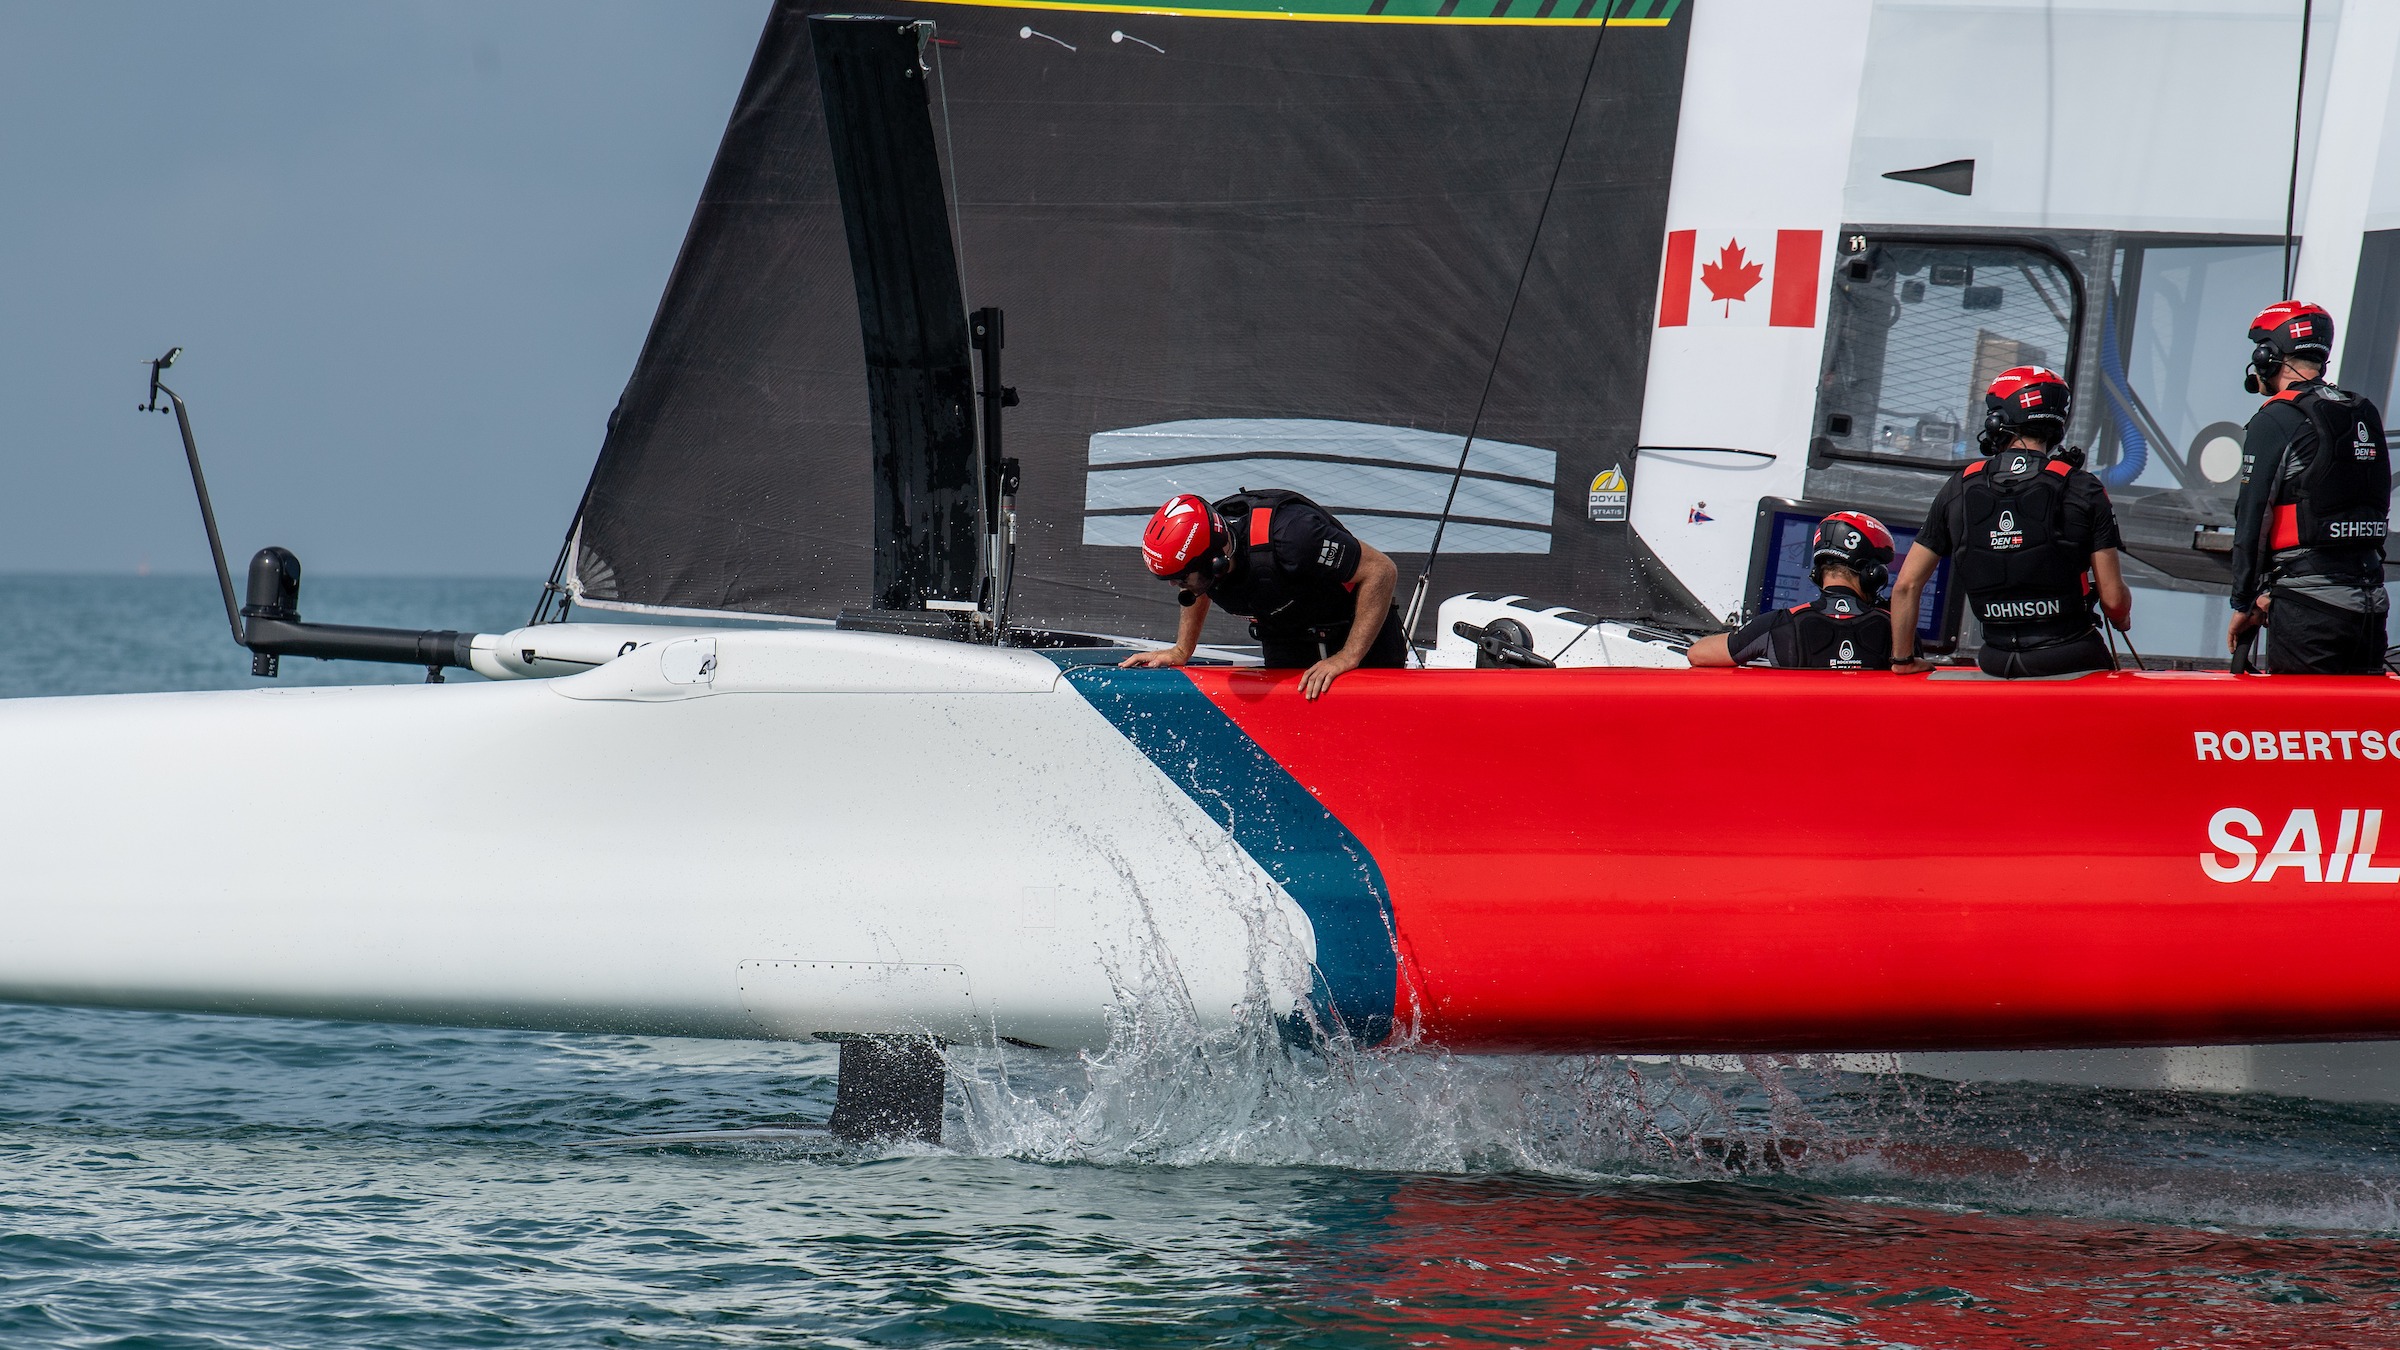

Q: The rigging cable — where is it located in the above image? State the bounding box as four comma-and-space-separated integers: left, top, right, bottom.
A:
531, 532, 574, 626
2282, 0, 2313, 297
934, 25, 1009, 631
1398, 10, 1618, 657
931, 32, 971, 309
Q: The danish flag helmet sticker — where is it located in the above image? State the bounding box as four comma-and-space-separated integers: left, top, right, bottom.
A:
2248, 300, 2335, 359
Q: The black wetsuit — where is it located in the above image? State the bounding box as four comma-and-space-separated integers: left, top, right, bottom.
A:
1722, 584, 1892, 669
1206, 491, 1403, 669
1918, 447, 2122, 678
2231, 381, 2392, 674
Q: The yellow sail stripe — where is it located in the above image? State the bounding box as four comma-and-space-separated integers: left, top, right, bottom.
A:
906, 0, 1673, 27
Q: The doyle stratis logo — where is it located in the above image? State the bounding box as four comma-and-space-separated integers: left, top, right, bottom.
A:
1587, 465, 1628, 523
1658, 228, 1822, 329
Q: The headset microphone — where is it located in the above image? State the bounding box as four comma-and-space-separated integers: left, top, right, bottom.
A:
2245, 344, 2280, 395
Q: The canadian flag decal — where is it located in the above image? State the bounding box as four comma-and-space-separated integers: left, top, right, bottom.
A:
1658, 229, 1822, 328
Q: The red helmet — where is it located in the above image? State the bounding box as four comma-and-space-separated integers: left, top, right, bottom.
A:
1980, 365, 2072, 451
2249, 300, 2334, 362
1140, 493, 1225, 577
1811, 511, 1894, 594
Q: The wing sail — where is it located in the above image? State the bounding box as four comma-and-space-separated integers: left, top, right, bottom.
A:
565, 1, 1710, 633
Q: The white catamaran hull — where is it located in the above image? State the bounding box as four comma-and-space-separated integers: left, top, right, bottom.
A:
0, 632, 1315, 1052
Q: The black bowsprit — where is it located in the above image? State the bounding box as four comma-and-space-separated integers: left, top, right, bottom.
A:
238, 546, 474, 682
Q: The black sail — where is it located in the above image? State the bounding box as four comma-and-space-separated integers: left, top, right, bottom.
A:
565, 0, 1708, 636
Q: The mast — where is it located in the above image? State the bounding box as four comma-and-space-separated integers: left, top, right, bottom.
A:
811, 15, 982, 622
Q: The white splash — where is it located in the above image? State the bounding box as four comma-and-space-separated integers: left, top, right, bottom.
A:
942, 854, 1822, 1176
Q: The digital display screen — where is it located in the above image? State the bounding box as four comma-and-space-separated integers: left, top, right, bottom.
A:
1755, 507, 1951, 646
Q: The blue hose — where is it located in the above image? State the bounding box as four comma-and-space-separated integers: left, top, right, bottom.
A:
2095, 292, 2150, 489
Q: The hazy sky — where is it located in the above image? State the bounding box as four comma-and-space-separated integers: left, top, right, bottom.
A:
0, 2, 768, 578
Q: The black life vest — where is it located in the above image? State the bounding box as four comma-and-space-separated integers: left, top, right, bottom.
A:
1208, 489, 1361, 634
1951, 449, 2092, 642
2266, 385, 2391, 552
1769, 586, 1892, 669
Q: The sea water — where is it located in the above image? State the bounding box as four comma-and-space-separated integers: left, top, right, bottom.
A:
2, 574, 2397, 1348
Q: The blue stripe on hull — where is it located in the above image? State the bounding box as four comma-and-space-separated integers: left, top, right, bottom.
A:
1057, 663, 1399, 1042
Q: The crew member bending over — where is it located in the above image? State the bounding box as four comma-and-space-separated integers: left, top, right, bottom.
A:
1119, 491, 1402, 699
1690, 512, 1894, 669
1890, 366, 2131, 677
2225, 300, 2391, 673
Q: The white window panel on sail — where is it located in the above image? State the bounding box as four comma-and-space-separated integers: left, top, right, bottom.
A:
1080, 419, 1556, 555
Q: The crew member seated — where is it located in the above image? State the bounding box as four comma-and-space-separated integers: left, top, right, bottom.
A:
1689, 512, 1894, 669
1119, 490, 1402, 699
1891, 366, 2132, 677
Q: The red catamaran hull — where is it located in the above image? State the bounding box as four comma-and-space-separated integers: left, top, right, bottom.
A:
1172, 667, 2400, 1053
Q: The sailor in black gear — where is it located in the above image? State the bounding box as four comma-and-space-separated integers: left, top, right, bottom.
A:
1121, 489, 1403, 699
1889, 366, 2133, 677
1689, 512, 1894, 669
2225, 301, 2392, 674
